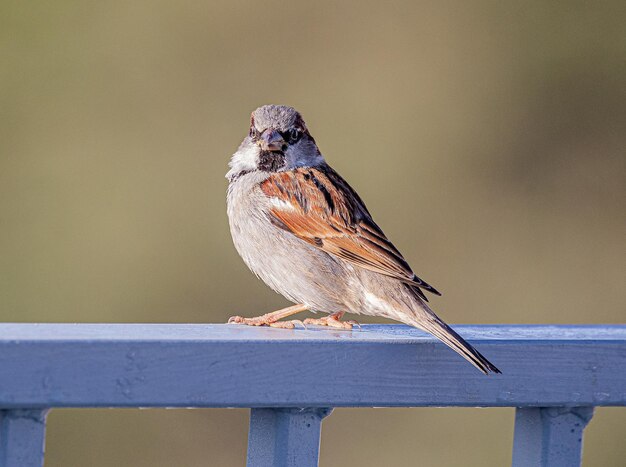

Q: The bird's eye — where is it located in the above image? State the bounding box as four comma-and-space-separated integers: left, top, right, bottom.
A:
286, 128, 301, 144
249, 127, 259, 139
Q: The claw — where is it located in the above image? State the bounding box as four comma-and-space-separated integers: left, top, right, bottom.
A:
290, 320, 308, 330
345, 320, 362, 330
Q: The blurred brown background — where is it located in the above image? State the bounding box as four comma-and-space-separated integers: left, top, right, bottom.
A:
1, 1, 624, 465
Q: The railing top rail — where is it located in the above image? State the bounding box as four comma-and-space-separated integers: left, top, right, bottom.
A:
1, 323, 625, 342
1, 324, 624, 409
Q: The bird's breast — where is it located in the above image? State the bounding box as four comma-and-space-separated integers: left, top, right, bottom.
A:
227, 176, 348, 312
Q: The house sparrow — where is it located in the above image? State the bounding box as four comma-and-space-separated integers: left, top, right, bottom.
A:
226, 105, 500, 374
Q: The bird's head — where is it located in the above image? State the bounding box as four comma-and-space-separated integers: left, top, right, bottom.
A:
227, 105, 324, 180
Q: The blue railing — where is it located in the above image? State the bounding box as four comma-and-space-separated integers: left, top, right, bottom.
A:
0, 323, 624, 466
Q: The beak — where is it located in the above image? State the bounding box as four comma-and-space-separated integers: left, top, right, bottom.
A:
258, 129, 286, 151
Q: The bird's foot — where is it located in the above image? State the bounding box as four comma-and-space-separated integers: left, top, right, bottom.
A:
227, 304, 309, 329
227, 314, 306, 329
303, 311, 360, 330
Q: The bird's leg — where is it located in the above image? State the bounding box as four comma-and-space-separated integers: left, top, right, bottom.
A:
303, 311, 360, 330
228, 304, 309, 329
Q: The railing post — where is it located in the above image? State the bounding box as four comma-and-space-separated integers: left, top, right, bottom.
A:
512, 407, 594, 467
247, 408, 333, 467
0, 409, 49, 467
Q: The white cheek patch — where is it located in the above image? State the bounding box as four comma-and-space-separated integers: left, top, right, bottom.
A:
269, 197, 297, 211
227, 143, 259, 179
235, 145, 259, 168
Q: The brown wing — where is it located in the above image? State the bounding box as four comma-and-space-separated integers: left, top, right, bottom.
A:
260, 164, 441, 299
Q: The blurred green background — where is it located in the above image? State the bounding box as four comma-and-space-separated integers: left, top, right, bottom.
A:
1, 0, 625, 465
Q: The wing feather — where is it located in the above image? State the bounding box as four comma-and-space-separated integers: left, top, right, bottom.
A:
260, 165, 441, 297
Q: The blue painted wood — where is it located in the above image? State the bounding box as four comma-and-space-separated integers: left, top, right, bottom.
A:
0, 324, 625, 408
0, 410, 48, 467
247, 408, 332, 467
512, 407, 594, 467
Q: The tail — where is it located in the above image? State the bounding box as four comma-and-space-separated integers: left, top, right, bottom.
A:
405, 300, 501, 375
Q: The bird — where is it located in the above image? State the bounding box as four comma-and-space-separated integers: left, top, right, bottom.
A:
226, 104, 501, 375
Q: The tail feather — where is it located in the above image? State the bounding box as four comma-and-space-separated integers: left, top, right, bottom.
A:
404, 300, 501, 375
421, 317, 501, 374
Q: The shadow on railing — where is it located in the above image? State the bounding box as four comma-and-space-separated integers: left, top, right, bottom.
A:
1, 323, 625, 466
